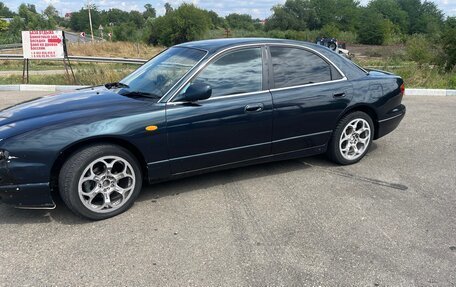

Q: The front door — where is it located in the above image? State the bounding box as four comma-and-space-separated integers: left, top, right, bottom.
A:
165, 47, 273, 174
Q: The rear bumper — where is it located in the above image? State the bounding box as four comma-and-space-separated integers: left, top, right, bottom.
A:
375, 105, 406, 139
0, 183, 55, 209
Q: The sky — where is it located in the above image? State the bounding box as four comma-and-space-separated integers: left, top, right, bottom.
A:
3, 0, 456, 19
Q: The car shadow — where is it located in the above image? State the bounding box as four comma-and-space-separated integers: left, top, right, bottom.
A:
0, 142, 379, 225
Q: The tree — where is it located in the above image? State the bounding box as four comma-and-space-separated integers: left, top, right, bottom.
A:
144, 3, 211, 46
113, 21, 142, 41
309, 0, 360, 31
397, 0, 443, 35
439, 17, 456, 71
101, 8, 130, 26
419, 1, 444, 36
43, 4, 59, 20
26, 4, 37, 14
16, 3, 56, 30
143, 4, 156, 19
70, 7, 101, 32
128, 10, 145, 28
225, 13, 255, 31
266, 0, 318, 31
205, 10, 224, 29
164, 2, 173, 15
367, 0, 408, 33
357, 11, 388, 45
0, 2, 15, 17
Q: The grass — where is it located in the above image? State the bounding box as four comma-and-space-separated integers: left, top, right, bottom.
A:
391, 65, 456, 89
0, 61, 140, 71
0, 66, 135, 86
66, 41, 163, 58
351, 45, 456, 89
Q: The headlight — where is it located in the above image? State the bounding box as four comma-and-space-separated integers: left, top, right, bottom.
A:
0, 150, 9, 161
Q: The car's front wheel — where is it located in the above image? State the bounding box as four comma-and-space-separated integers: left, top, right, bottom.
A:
59, 144, 142, 220
327, 111, 374, 165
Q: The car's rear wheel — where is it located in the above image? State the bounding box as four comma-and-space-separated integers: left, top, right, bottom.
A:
327, 111, 374, 165
59, 144, 142, 220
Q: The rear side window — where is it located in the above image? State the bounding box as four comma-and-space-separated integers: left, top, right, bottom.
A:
270, 47, 333, 89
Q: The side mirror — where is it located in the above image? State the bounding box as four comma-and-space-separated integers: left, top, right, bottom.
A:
183, 83, 212, 102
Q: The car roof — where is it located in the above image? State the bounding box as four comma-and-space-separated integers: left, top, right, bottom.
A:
175, 38, 324, 53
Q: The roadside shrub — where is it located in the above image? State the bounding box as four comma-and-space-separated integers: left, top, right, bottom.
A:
321, 23, 340, 39
143, 3, 211, 46
112, 22, 143, 42
405, 35, 434, 66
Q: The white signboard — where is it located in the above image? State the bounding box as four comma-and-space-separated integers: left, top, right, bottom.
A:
22, 30, 65, 59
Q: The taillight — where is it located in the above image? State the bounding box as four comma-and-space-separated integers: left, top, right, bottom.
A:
400, 83, 405, 95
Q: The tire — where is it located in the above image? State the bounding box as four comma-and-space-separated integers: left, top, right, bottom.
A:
327, 111, 374, 165
59, 144, 142, 220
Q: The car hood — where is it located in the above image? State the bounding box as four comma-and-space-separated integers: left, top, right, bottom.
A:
0, 88, 158, 140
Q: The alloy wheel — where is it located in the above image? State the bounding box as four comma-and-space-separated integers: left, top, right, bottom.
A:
77, 156, 136, 213
339, 118, 371, 161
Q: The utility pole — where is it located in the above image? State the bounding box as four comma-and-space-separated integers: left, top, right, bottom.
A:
87, 0, 94, 42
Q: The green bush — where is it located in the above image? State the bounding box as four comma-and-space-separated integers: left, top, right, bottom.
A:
112, 22, 142, 42
405, 35, 434, 66
144, 3, 210, 46
321, 23, 340, 39
225, 14, 255, 31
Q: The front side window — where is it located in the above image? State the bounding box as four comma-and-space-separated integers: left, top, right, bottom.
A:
120, 47, 206, 98
270, 47, 332, 89
187, 48, 263, 98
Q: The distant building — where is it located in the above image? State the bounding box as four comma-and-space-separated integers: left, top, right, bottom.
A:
64, 13, 72, 21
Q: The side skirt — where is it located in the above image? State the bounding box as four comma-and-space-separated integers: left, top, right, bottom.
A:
148, 144, 327, 184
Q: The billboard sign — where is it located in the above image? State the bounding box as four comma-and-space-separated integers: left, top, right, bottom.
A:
22, 30, 65, 59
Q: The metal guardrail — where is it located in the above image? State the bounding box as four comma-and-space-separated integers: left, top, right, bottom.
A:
0, 54, 147, 65
0, 43, 22, 50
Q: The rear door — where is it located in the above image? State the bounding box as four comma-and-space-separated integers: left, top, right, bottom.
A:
165, 47, 273, 174
268, 45, 353, 154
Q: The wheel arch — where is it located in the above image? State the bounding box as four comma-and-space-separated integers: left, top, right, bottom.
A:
337, 104, 380, 139
50, 137, 149, 196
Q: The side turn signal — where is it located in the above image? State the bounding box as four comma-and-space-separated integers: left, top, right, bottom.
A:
145, 125, 158, 131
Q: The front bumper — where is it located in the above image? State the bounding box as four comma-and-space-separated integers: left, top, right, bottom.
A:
0, 183, 55, 209
375, 104, 406, 139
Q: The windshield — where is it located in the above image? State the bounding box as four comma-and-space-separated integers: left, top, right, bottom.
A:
119, 47, 207, 99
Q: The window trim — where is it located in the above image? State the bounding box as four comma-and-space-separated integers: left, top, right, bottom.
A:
168, 45, 266, 103
161, 43, 347, 104
267, 44, 346, 91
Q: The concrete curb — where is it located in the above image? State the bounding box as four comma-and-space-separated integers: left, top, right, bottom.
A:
0, 84, 88, 92
405, 89, 456, 96
0, 85, 454, 96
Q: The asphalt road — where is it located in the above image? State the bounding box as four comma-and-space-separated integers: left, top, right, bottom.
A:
0, 91, 455, 286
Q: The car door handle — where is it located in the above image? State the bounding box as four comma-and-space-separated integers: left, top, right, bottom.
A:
333, 92, 346, 98
244, 103, 264, 113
